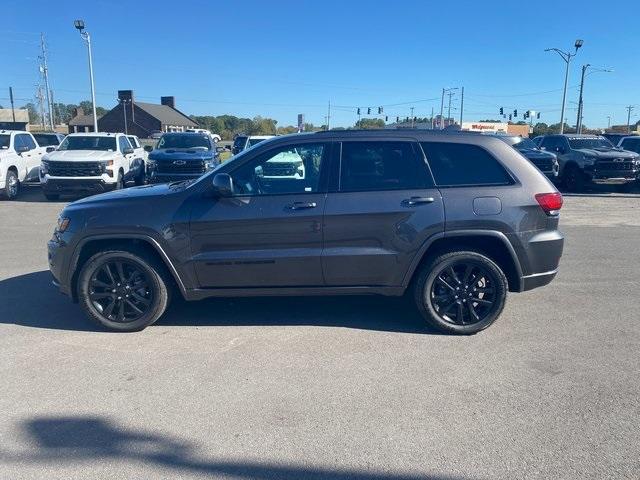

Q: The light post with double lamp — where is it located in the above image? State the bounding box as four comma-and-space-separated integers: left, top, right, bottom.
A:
545, 39, 583, 134
576, 64, 612, 134
73, 20, 98, 133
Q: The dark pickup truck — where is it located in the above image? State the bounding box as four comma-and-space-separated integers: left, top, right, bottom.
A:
539, 134, 640, 191
146, 132, 219, 183
491, 135, 559, 180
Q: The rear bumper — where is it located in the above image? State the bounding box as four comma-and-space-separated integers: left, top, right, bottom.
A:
521, 269, 557, 291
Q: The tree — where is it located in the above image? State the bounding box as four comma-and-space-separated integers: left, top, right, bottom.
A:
21, 103, 40, 124
355, 118, 385, 129
78, 100, 107, 117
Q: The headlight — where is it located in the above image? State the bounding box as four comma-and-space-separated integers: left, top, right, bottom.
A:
204, 160, 216, 170
40, 161, 49, 174
101, 159, 114, 169
56, 216, 70, 233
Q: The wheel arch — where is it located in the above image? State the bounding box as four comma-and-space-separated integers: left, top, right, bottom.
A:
404, 231, 523, 293
69, 235, 187, 302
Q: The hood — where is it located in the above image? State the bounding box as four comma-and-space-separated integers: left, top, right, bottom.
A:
44, 150, 117, 161
576, 148, 637, 159
66, 182, 177, 209
149, 148, 214, 161
518, 148, 557, 161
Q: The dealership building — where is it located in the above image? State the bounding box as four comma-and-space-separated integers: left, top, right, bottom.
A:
461, 121, 530, 137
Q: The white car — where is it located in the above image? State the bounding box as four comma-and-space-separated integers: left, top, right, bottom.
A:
256, 149, 305, 179
40, 132, 142, 200
0, 130, 48, 200
186, 128, 221, 143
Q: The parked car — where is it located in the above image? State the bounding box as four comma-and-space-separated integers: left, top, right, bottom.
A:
146, 132, 219, 184
490, 135, 559, 179
31, 132, 66, 148
40, 133, 145, 200
149, 130, 163, 140
532, 136, 544, 147
539, 134, 640, 191
186, 128, 222, 142
49, 130, 564, 334
617, 136, 640, 154
232, 135, 274, 155
602, 132, 636, 145
0, 129, 48, 199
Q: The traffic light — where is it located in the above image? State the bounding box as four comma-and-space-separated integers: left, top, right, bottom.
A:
513, 109, 518, 117
385, 116, 388, 122
537, 112, 541, 119
367, 108, 371, 115
509, 114, 512, 121
499, 107, 504, 115
524, 111, 529, 119
357, 108, 360, 115
378, 107, 383, 114
396, 116, 400, 122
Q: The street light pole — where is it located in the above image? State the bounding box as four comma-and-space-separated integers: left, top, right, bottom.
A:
439, 88, 445, 130
74, 20, 98, 133
545, 39, 583, 134
440, 87, 458, 129
576, 64, 612, 134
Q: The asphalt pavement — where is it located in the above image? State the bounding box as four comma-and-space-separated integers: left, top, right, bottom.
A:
0, 187, 638, 479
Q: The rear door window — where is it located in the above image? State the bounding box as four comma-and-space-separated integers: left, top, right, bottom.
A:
420, 142, 512, 187
339, 141, 432, 192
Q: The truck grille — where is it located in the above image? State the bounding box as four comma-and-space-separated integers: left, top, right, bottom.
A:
156, 160, 205, 175
262, 162, 299, 176
531, 158, 554, 173
47, 161, 103, 177
596, 159, 635, 171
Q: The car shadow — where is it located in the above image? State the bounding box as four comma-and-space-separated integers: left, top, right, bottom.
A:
1, 415, 464, 480
0, 271, 434, 335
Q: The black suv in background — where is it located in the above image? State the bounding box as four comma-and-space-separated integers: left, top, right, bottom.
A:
540, 134, 640, 191
490, 135, 559, 179
146, 132, 219, 183
48, 130, 564, 334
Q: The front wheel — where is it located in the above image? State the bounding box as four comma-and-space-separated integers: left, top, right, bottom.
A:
563, 164, 585, 192
77, 250, 170, 331
2, 170, 20, 200
413, 251, 508, 334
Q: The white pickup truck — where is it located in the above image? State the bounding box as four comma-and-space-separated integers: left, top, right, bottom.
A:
40, 132, 145, 200
0, 129, 49, 199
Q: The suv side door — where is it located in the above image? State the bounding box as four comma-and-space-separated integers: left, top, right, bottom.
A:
16, 133, 41, 181
189, 140, 330, 288
322, 139, 444, 287
118, 136, 133, 176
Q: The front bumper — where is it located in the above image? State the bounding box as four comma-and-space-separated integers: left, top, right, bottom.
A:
42, 177, 117, 194
48, 236, 72, 297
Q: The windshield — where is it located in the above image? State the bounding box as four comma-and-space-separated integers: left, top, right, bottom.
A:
568, 137, 613, 150
58, 136, 117, 151
32, 134, 60, 146
621, 139, 640, 153
248, 137, 269, 147
0, 135, 9, 149
499, 136, 538, 150
157, 134, 211, 150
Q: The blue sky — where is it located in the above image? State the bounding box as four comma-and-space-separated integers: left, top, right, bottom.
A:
2, 0, 639, 129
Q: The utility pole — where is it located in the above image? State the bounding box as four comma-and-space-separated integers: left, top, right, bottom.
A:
36, 85, 45, 129
446, 90, 455, 126
74, 20, 98, 132
9, 87, 16, 122
607, 116, 611, 129
626, 106, 634, 134
40, 33, 54, 130
576, 64, 612, 134
545, 39, 584, 134
459, 86, 464, 126
439, 88, 445, 130
326, 100, 331, 130
50, 89, 56, 126
119, 98, 131, 134
430, 106, 434, 130
410, 107, 415, 128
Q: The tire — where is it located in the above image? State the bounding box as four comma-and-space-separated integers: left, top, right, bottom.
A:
134, 166, 146, 186
563, 164, 585, 193
44, 193, 60, 201
413, 250, 508, 335
77, 249, 170, 331
115, 170, 124, 190
2, 170, 20, 200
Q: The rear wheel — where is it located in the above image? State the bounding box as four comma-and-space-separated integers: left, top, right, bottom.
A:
77, 249, 170, 331
413, 251, 508, 334
2, 170, 19, 200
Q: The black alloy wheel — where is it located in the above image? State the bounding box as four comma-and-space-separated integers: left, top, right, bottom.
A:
429, 261, 498, 326
88, 260, 153, 323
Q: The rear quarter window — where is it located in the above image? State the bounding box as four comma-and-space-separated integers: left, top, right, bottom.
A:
420, 142, 512, 187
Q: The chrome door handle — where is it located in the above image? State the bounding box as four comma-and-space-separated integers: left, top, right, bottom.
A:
287, 201, 317, 210
404, 196, 435, 206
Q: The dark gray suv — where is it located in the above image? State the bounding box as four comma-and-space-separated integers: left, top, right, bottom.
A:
48, 130, 564, 334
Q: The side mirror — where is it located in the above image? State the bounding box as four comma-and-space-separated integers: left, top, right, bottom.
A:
46, 146, 56, 153
123, 147, 134, 155
211, 173, 233, 197
144, 145, 153, 152
16, 145, 29, 153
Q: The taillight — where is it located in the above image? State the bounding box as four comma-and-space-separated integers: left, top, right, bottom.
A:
535, 192, 563, 215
